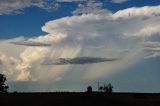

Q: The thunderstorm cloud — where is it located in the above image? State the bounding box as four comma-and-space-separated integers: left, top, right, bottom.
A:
0, 5, 160, 83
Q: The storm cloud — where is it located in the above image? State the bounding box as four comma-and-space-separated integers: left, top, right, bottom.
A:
42, 57, 119, 65
0, 5, 160, 82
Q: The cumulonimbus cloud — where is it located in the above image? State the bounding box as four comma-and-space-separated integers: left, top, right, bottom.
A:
0, 5, 160, 82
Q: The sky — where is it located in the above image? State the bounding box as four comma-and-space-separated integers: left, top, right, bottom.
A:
0, 0, 160, 92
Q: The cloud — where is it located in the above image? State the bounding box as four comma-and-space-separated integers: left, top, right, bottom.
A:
0, 0, 59, 15
113, 6, 160, 19
143, 41, 160, 59
126, 25, 160, 37
0, 51, 22, 80
42, 57, 119, 65
0, 0, 108, 15
144, 41, 160, 48
0, 60, 3, 65
110, 0, 129, 4
1, 5, 160, 83
112, 6, 160, 38
72, 0, 109, 15
56, 0, 85, 2
10, 39, 51, 47
145, 53, 160, 59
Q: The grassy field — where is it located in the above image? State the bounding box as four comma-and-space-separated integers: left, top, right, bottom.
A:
0, 92, 160, 106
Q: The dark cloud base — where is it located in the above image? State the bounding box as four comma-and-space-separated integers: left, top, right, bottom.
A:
10, 41, 51, 47
43, 57, 119, 65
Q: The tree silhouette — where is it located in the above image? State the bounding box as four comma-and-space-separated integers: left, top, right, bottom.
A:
0, 74, 8, 93
98, 83, 113, 93
104, 83, 113, 93
99, 86, 104, 92
87, 86, 92, 93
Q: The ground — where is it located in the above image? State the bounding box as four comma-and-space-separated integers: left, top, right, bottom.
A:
0, 92, 160, 106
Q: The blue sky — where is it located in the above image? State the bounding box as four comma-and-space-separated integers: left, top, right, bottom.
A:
0, 0, 160, 92
0, 0, 160, 39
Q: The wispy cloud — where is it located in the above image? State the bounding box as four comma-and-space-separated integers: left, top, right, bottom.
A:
72, 0, 109, 15
0, 0, 59, 15
110, 0, 129, 4
144, 41, 160, 48
56, 0, 85, 2
42, 57, 119, 65
143, 41, 160, 59
10, 39, 51, 47
0, 0, 107, 15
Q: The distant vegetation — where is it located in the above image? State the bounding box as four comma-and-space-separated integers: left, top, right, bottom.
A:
87, 86, 93, 93
87, 82, 113, 93
99, 83, 113, 93
0, 73, 8, 93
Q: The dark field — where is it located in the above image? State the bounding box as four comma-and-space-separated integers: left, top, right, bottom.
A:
0, 92, 160, 106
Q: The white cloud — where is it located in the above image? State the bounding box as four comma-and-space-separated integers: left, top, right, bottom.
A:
143, 41, 160, 59
113, 6, 160, 19
0, 0, 108, 15
1, 5, 160, 83
110, 0, 129, 4
0, 0, 59, 15
10, 39, 51, 47
123, 24, 160, 38
56, 0, 85, 2
144, 41, 160, 48
145, 53, 160, 59
72, 0, 109, 15
0, 0, 109, 16
113, 6, 160, 38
